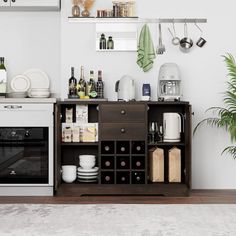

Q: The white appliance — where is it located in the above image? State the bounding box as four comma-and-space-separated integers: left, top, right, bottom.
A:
0, 103, 54, 196
115, 75, 135, 101
158, 63, 182, 101
163, 113, 182, 142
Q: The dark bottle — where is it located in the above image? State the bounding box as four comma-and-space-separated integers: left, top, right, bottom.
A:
99, 34, 106, 50
101, 171, 114, 184
116, 171, 130, 184
77, 66, 86, 98
87, 70, 97, 98
117, 141, 129, 154
68, 67, 78, 98
116, 156, 130, 169
132, 171, 145, 184
107, 36, 114, 49
132, 156, 145, 169
101, 156, 114, 169
101, 141, 115, 154
132, 141, 145, 154
96, 70, 104, 98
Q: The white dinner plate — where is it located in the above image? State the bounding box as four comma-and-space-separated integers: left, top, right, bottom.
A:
77, 167, 99, 173
10, 75, 30, 92
77, 175, 98, 180
77, 179, 98, 183
77, 172, 98, 176
24, 69, 50, 89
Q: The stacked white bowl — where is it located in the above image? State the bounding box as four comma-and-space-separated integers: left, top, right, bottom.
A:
79, 155, 96, 169
61, 165, 77, 183
78, 155, 98, 182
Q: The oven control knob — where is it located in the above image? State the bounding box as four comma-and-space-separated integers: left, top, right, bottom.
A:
11, 131, 16, 137
10, 170, 16, 175
25, 130, 30, 137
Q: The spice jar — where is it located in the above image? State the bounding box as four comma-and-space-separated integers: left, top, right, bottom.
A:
107, 36, 114, 49
127, 1, 136, 17
119, 2, 127, 17
112, 1, 120, 17
99, 34, 107, 49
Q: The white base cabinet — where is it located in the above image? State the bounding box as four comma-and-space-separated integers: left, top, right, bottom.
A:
0, 0, 60, 11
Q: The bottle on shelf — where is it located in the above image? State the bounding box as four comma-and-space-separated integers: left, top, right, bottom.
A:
77, 66, 87, 99
107, 36, 114, 50
0, 57, 7, 97
117, 141, 130, 154
87, 70, 97, 98
101, 171, 114, 184
101, 141, 115, 154
116, 171, 130, 184
132, 141, 145, 154
101, 156, 114, 169
132, 171, 145, 184
68, 67, 78, 98
99, 34, 106, 50
96, 70, 104, 99
116, 156, 130, 169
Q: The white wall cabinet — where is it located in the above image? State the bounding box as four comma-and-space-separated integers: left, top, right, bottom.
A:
0, 0, 60, 11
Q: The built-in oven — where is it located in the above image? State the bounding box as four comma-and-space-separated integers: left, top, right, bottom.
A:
0, 103, 54, 196
0, 127, 49, 184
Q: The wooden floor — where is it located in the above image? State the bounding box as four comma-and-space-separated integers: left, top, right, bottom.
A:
0, 190, 236, 204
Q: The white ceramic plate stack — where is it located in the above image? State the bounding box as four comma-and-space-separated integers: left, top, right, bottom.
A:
77, 167, 99, 183
9, 74, 30, 98
78, 155, 98, 182
24, 69, 50, 98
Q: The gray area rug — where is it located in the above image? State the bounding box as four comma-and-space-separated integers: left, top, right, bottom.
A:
0, 204, 236, 236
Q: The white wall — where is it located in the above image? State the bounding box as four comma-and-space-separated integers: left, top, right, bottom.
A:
61, 0, 236, 189
0, 11, 60, 94
1, 0, 236, 189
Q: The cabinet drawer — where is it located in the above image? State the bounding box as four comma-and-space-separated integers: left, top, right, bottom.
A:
100, 123, 146, 140
100, 104, 146, 123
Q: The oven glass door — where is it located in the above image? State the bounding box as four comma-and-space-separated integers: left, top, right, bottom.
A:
0, 127, 48, 184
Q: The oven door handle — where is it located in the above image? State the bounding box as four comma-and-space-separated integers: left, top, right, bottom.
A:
4, 105, 22, 109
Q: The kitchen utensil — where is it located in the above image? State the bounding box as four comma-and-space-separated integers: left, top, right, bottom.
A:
168, 22, 180, 45
156, 23, 165, 55
158, 63, 182, 101
10, 74, 30, 92
163, 113, 182, 142
24, 69, 50, 89
195, 22, 207, 47
115, 75, 135, 101
179, 22, 193, 53
77, 171, 98, 176
78, 178, 98, 183
79, 155, 96, 162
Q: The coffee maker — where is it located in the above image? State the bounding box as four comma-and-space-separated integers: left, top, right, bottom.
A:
158, 63, 182, 101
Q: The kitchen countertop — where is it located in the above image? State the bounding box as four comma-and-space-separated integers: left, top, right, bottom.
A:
0, 98, 58, 103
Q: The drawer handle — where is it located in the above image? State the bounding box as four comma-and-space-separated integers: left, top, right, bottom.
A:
4, 105, 22, 109
120, 128, 126, 133
120, 110, 126, 115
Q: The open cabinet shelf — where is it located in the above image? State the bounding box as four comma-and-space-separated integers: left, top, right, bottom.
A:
55, 101, 192, 196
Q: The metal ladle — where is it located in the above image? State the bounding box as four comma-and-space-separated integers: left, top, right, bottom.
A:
168, 21, 180, 46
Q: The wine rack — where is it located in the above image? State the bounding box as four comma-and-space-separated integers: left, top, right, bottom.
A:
55, 101, 191, 197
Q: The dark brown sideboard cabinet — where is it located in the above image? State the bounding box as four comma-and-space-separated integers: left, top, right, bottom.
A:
55, 101, 192, 197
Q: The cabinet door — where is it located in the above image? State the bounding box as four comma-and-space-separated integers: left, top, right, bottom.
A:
0, 0, 10, 7
10, 0, 59, 7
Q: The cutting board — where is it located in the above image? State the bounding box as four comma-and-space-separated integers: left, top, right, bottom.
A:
168, 147, 181, 183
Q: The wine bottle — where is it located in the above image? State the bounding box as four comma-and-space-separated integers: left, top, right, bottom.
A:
68, 67, 77, 98
0, 57, 7, 97
87, 70, 97, 98
77, 66, 86, 98
96, 70, 104, 98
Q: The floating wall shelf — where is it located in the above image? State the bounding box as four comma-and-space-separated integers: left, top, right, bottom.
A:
68, 17, 207, 24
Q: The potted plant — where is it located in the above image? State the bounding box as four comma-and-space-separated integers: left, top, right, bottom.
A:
194, 54, 236, 159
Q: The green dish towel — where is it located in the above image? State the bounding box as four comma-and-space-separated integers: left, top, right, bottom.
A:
137, 24, 156, 72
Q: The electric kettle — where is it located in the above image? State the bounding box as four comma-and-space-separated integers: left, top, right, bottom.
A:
163, 113, 182, 142
115, 75, 135, 101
